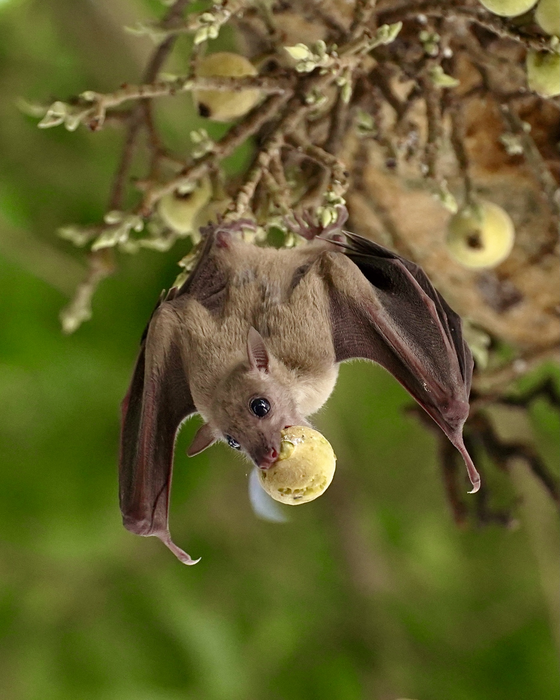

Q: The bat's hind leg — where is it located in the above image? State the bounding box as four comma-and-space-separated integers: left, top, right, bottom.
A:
199, 218, 258, 248
285, 205, 349, 241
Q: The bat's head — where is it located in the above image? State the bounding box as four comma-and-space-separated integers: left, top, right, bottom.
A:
187, 328, 308, 468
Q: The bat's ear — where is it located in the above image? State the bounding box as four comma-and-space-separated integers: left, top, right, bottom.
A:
247, 326, 270, 373
187, 423, 216, 456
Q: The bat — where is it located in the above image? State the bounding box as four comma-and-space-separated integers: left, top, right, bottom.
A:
119, 218, 480, 564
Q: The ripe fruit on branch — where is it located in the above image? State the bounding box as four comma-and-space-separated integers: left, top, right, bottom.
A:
446, 200, 515, 269
477, 0, 538, 17
258, 426, 337, 505
193, 52, 261, 122
526, 50, 560, 97
158, 178, 212, 234
535, 0, 560, 36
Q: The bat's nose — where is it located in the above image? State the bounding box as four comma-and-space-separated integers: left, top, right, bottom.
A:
257, 447, 278, 469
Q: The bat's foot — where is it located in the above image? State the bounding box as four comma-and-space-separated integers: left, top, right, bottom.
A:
285, 206, 349, 241
199, 217, 258, 248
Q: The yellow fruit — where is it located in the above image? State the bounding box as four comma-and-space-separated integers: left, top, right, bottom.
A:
258, 426, 336, 505
193, 52, 260, 122
526, 50, 560, 97
477, 0, 538, 16
535, 0, 560, 36
157, 178, 212, 234
193, 197, 232, 230
446, 201, 515, 269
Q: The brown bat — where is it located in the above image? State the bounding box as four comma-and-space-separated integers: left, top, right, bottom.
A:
119, 220, 480, 564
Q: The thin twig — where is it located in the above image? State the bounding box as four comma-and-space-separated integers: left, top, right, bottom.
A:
70, 0, 193, 335
498, 103, 560, 224
377, 2, 557, 53
420, 71, 442, 181
448, 99, 474, 206
286, 133, 349, 188
108, 0, 192, 210
472, 345, 560, 398
83, 75, 294, 128
368, 66, 407, 121
226, 136, 283, 219
349, 0, 377, 40
145, 0, 248, 37
140, 93, 290, 211
497, 377, 560, 409
266, 150, 292, 213
469, 412, 560, 505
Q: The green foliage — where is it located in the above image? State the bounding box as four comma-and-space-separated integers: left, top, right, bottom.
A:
0, 2, 558, 700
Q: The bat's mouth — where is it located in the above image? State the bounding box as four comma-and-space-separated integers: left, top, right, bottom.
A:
258, 447, 279, 469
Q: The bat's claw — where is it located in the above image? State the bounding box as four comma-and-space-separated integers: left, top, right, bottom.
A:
199, 217, 257, 246
455, 437, 482, 494
467, 475, 481, 494
157, 532, 201, 566
285, 206, 349, 241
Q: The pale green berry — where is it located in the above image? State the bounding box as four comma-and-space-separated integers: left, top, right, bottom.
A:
193, 52, 261, 122
446, 201, 515, 269
535, 0, 560, 36
526, 50, 560, 97
158, 178, 212, 234
193, 197, 232, 229
477, 0, 538, 16
258, 426, 337, 505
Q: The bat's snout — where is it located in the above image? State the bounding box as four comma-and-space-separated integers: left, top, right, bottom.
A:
257, 447, 279, 470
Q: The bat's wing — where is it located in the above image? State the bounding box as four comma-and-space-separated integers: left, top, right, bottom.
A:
119, 293, 199, 564
324, 231, 480, 493
119, 231, 229, 564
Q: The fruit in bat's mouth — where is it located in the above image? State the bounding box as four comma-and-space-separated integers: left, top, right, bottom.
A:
258, 426, 337, 505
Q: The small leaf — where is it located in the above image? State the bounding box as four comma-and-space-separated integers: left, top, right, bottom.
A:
37, 101, 68, 129
37, 112, 65, 129
58, 225, 96, 247
64, 113, 83, 131
91, 224, 129, 251
104, 210, 125, 225
428, 65, 460, 88
372, 22, 403, 48
284, 44, 313, 62
194, 27, 209, 45
433, 182, 458, 214
499, 133, 524, 156
15, 98, 48, 118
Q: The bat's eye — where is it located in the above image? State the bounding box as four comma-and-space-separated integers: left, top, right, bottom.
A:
250, 398, 270, 418
225, 435, 241, 450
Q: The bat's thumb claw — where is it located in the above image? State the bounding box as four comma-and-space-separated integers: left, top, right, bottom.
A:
467, 480, 481, 495
449, 433, 481, 495
458, 442, 481, 495
466, 464, 481, 494
158, 532, 201, 566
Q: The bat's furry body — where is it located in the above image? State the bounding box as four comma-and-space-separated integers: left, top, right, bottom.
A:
179, 237, 339, 426
120, 223, 480, 564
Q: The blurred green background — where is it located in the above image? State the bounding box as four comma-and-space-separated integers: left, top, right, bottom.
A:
0, 1, 559, 699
